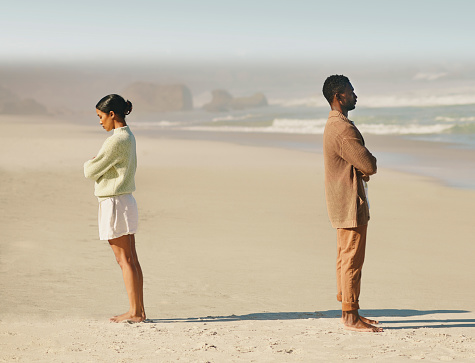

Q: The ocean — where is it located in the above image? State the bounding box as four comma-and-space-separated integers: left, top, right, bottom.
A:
126, 72, 475, 190
131, 103, 475, 149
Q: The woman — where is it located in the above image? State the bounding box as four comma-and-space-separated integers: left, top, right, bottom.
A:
84, 94, 145, 323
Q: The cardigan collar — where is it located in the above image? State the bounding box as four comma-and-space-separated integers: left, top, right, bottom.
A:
328, 110, 354, 125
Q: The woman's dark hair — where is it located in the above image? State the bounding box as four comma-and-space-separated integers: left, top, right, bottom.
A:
322, 75, 350, 105
96, 94, 133, 119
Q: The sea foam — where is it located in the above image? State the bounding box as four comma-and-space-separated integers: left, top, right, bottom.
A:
183, 118, 454, 135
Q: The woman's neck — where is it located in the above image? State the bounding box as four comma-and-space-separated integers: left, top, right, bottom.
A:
113, 119, 127, 129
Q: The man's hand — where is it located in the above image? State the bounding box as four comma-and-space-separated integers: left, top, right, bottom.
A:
356, 170, 370, 182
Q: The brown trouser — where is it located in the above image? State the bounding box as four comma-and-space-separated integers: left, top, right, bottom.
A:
336, 224, 367, 311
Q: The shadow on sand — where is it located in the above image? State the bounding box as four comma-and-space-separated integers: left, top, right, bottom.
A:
145, 309, 474, 329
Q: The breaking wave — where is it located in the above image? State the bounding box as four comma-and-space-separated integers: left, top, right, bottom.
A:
183, 118, 456, 135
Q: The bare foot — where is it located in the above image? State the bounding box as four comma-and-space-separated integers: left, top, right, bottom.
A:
360, 315, 379, 325
341, 315, 379, 325
112, 311, 146, 320
342, 310, 383, 332
110, 312, 145, 323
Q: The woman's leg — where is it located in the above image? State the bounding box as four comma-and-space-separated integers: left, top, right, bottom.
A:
108, 234, 145, 322
129, 234, 145, 319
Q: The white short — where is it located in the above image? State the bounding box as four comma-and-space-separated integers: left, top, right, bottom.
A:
98, 194, 138, 241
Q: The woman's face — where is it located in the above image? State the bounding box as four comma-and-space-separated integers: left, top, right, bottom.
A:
96, 109, 114, 131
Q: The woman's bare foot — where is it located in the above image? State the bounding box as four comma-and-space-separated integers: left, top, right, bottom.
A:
342, 310, 383, 332
112, 311, 146, 319
110, 311, 145, 323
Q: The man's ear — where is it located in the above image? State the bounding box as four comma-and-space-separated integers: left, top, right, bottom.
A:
332, 93, 341, 105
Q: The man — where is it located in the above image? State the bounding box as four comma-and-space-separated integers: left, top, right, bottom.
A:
322, 75, 382, 332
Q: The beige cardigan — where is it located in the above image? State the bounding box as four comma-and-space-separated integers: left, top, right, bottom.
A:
323, 111, 377, 228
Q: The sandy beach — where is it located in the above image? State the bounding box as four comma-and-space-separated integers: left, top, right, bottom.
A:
1, 115, 474, 362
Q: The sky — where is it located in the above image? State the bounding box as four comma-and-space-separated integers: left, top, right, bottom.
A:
2, 0, 475, 65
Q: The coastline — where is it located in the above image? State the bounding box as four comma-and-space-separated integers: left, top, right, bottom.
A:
1, 116, 474, 362
131, 126, 475, 191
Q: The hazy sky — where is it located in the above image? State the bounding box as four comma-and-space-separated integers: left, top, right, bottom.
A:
1, 0, 475, 64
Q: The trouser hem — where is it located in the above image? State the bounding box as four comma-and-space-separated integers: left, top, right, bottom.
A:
342, 302, 360, 311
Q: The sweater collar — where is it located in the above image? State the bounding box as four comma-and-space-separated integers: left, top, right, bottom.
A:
328, 110, 354, 125
113, 126, 129, 135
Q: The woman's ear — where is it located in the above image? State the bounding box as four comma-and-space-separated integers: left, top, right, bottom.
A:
109, 111, 116, 119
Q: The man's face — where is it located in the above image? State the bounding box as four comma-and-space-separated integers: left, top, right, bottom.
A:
338, 83, 357, 111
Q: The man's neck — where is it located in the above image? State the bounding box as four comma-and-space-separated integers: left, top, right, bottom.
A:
331, 104, 348, 118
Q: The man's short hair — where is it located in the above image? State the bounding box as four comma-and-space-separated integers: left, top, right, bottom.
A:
322, 75, 351, 105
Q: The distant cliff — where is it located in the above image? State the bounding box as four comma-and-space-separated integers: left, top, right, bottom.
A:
123, 82, 193, 112
0, 86, 47, 115
203, 90, 268, 112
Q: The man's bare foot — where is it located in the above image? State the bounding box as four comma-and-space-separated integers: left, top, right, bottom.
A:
342, 310, 383, 332
341, 315, 379, 325
360, 315, 379, 325
110, 311, 145, 323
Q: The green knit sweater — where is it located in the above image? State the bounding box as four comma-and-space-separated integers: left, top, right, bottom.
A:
84, 126, 136, 200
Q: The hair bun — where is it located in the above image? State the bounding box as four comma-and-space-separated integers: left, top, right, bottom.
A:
125, 100, 133, 115
96, 94, 132, 119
